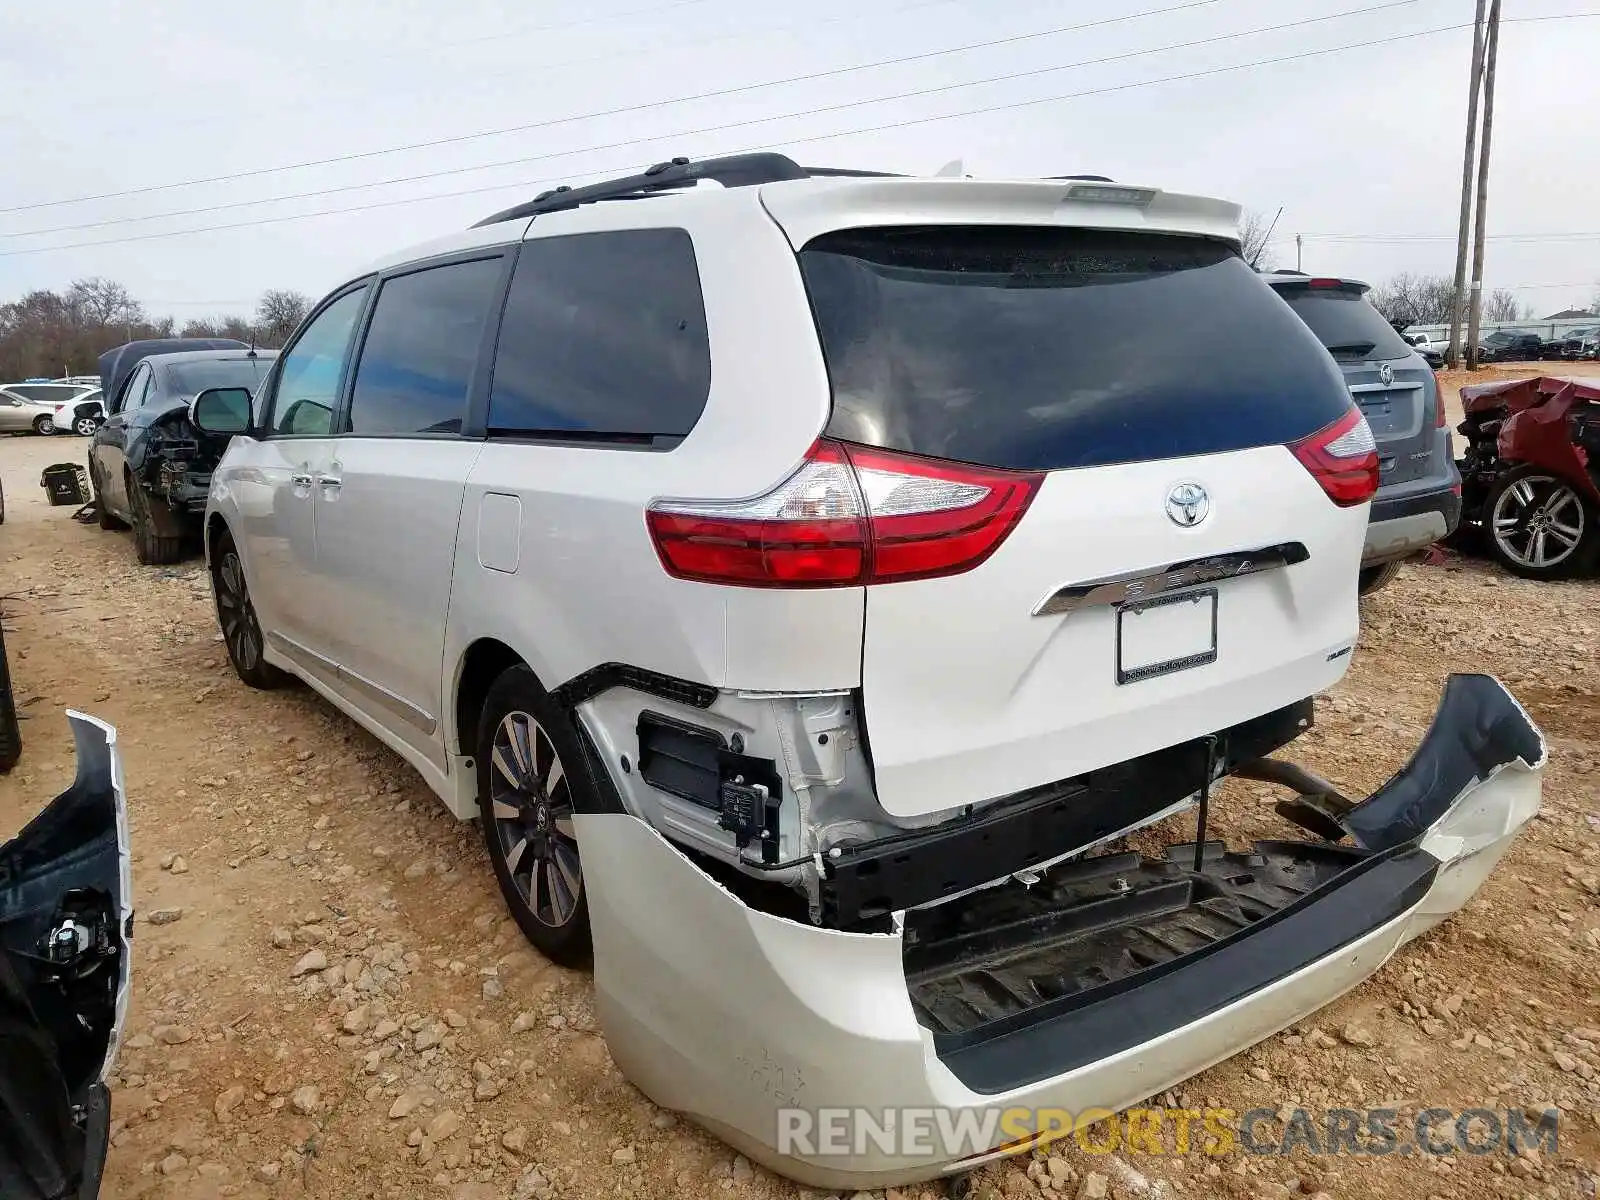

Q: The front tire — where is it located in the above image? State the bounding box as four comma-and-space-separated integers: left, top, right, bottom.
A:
476, 665, 592, 967
1484, 465, 1596, 580
211, 534, 285, 689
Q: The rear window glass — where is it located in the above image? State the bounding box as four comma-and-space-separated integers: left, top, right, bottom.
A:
1272, 287, 1414, 362
165, 357, 272, 396
800, 227, 1353, 472
487, 228, 711, 441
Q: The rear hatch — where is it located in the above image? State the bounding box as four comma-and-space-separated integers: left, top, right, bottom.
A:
791, 221, 1370, 818
1271, 280, 1437, 487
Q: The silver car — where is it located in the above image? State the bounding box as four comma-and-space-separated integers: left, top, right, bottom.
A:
0, 387, 63, 435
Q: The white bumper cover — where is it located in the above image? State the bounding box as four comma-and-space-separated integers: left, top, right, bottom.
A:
578, 674, 1545, 1190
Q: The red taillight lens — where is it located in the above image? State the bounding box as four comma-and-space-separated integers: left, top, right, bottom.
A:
646, 440, 1043, 588
1290, 407, 1380, 507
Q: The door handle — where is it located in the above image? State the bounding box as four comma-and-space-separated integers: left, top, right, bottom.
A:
315, 473, 342, 486
290, 472, 314, 487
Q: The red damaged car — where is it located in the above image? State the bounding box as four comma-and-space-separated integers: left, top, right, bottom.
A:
1457, 375, 1600, 578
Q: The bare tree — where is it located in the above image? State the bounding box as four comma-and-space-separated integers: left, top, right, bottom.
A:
256, 290, 310, 347
1368, 273, 1459, 327
181, 315, 256, 341
1238, 210, 1279, 271
0, 282, 182, 379
66, 277, 144, 328
1482, 289, 1528, 323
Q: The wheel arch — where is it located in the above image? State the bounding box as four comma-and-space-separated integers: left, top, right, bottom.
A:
204, 512, 233, 568
450, 638, 627, 817
453, 637, 530, 761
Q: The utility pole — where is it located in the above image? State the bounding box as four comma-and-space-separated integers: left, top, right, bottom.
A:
1447, 0, 1490, 369
1465, 0, 1502, 371
1296, 233, 1303, 272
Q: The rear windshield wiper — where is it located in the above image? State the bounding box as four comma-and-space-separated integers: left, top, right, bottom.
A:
1323, 340, 1376, 357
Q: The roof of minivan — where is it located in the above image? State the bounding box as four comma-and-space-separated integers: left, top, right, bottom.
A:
356, 172, 1245, 283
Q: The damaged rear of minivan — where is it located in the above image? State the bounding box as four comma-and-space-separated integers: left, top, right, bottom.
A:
553, 176, 1550, 1189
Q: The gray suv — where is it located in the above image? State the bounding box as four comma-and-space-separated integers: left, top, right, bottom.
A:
1267, 273, 1461, 592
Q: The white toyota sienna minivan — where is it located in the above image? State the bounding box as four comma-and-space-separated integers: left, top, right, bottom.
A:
192, 154, 1545, 1189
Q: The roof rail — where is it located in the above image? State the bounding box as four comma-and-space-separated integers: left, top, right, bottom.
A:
472, 153, 901, 228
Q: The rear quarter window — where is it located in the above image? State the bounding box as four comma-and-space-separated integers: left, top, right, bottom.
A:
799, 226, 1353, 472
487, 228, 711, 442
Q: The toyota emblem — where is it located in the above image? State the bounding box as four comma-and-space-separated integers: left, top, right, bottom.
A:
1165, 482, 1210, 527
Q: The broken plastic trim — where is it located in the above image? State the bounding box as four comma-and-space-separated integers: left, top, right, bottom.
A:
924, 673, 1545, 1091
816, 699, 1312, 927
1340, 673, 1546, 851
0, 713, 128, 1200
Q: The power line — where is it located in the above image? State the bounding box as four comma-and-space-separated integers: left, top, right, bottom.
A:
5, 12, 1595, 259
48, 0, 719, 124
1276, 231, 1600, 243
0, 0, 1427, 236
86, 0, 977, 147
0, 0, 1401, 220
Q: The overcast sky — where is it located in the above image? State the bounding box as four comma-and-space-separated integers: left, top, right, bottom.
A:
3, 0, 1597, 323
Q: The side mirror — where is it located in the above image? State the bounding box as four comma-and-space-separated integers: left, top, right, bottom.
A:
189, 387, 252, 436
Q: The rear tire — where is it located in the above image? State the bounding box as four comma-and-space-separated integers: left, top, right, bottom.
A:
32, 415, 53, 435
74, 414, 102, 437
1484, 465, 1597, 580
211, 533, 285, 690
126, 473, 186, 565
475, 665, 593, 967
1357, 561, 1402, 595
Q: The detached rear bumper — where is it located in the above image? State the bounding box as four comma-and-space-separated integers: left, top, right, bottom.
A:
578, 675, 1545, 1190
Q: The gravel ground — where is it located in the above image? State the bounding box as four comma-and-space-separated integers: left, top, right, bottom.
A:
0, 384, 1596, 1200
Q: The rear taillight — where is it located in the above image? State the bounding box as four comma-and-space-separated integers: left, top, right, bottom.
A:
646, 440, 1043, 588
1290, 408, 1379, 507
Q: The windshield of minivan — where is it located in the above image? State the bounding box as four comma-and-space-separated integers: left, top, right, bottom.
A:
1273, 287, 1414, 361
165, 357, 271, 396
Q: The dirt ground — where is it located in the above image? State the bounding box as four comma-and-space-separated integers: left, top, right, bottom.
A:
0, 372, 1596, 1200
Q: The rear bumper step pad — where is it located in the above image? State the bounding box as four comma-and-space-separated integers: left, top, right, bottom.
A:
921, 842, 1435, 1091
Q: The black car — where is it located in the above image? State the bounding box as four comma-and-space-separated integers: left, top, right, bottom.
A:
87, 342, 274, 564
1477, 330, 1547, 363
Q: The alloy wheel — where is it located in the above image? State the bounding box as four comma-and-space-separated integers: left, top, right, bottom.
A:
488, 711, 582, 929
75, 416, 98, 436
1491, 475, 1587, 570
215, 551, 263, 671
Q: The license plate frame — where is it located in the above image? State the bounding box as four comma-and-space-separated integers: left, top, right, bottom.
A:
1115, 587, 1218, 685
